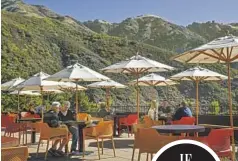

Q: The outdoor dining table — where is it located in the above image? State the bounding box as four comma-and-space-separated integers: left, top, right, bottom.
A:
2, 136, 19, 147
17, 118, 42, 143
61, 120, 99, 154
152, 125, 205, 135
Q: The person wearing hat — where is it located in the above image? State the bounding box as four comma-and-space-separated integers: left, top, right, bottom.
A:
43, 102, 69, 156
172, 101, 192, 121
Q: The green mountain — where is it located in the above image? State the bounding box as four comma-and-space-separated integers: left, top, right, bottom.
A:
84, 15, 206, 53
1, 0, 238, 113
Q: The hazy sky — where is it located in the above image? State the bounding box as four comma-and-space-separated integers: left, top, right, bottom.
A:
24, 0, 238, 25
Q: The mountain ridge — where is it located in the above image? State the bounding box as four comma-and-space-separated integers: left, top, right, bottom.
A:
1, 0, 238, 113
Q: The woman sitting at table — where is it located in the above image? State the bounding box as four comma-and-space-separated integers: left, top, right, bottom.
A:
58, 101, 78, 154
43, 102, 69, 156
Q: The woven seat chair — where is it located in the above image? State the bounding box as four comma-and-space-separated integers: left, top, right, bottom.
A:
1, 146, 28, 161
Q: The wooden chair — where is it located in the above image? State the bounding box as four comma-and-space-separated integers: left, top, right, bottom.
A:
137, 128, 179, 161
84, 121, 116, 160
1, 146, 28, 161
36, 123, 69, 160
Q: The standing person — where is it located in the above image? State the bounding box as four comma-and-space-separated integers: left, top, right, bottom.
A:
58, 101, 78, 153
172, 101, 192, 121
43, 102, 69, 156
147, 100, 158, 120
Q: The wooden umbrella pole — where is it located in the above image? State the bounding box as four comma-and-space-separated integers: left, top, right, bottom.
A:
17, 91, 20, 112
76, 82, 79, 117
106, 88, 110, 111
195, 80, 199, 125
40, 86, 44, 121
227, 63, 235, 161
24, 95, 27, 109
136, 73, 140, 119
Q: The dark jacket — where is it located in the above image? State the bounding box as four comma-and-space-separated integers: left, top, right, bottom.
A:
58, 110, 75, 122
43, 110, 60, 128
172, 107, 192, 121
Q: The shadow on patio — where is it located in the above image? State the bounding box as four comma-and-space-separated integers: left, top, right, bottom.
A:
88, 139, 134, 149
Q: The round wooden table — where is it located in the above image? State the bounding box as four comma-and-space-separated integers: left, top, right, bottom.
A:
2, 136, 19, 147
152, 125, 205, 134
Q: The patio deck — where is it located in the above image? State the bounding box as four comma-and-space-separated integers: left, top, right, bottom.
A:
2, 132, 238, 161
26, 133, 150, 161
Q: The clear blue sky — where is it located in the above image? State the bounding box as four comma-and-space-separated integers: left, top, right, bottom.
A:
24, 0, 238, 25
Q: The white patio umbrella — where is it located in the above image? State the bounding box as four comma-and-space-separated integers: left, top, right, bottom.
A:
10, 90, 41, 96
10, 90, 41, 110
102, 53, 174, 118
129, 73, 177, 100
170, 66, 227, 124
1, 77, 25, 91
171, 36, 238, 160
87, 80, 126, 110
45, 63, 110, 114
15, 72, 66, 118
129, 73, 177, 86
1, 77, 26, 110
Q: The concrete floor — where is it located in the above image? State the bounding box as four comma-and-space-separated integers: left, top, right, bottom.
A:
2, 131, 238, 161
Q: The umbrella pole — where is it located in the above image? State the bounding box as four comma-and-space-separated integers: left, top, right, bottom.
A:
136, 73, 140, 119
24, 95, 27, 109
40, 86, 44, 121
17, 91, 20, 112
76, 82, 79, 119
195, 80, 199, 125
106, 88, 110, 111
227, 63, 235, 161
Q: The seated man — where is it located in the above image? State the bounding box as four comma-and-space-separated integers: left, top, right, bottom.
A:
58, 101, 78, 153
43, 102, 68, 156
172, 101, 192, 121
97, 102, 110, 118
